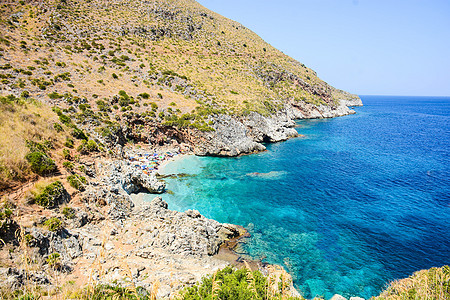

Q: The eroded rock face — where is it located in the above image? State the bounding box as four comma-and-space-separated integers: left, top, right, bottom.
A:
193, 114, 266, 157
243, 111, 298, 143
133, 197, 241, 257
191, 101, 358, 157
27, 227, 82, 262
339, 97, 364, 107
65, 196, 244, 298
102, 160, 166, 194
0, 268, 51, 290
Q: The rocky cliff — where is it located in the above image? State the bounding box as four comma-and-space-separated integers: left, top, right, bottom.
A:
0, 0, 364, 298
191, 101, 357, 156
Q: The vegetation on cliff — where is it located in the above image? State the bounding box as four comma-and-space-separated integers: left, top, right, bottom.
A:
0, 0, 360, 189
0, 0, 358, 111
4, 1, 444, 300
373, 265, 450, 300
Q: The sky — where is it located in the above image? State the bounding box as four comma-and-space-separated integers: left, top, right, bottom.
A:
196, 0, 450, 96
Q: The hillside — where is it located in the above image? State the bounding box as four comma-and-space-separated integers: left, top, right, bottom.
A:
0, 1, 371, 299
0, 0, 359, 112
0, 0, 362, 189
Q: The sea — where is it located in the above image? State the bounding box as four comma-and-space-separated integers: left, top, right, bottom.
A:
148, 95, 450, 299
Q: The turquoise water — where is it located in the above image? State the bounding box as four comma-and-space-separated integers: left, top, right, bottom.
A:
151, 96, 450, 299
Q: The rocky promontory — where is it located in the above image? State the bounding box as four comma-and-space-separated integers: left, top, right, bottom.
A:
191, 100, 358, 157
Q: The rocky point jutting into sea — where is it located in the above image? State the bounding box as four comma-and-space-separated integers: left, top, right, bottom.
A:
5, 0, 444, 299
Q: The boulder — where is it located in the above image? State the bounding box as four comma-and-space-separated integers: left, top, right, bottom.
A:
133, 197, 243, 257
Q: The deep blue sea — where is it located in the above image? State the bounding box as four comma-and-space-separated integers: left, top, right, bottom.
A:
152, 95, 450, 299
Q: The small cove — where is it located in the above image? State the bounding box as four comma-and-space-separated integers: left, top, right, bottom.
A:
147, 95, 450, 299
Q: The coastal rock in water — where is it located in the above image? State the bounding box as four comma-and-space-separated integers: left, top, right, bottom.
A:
103, 160, 166, 194
191, 100, 360, 157
339, 97, 363, 107
291, 102, 355, 119
243, 111, 298, 143
122, 164, 166, 194
133, 197, 241, 257
193, 114, 266, 157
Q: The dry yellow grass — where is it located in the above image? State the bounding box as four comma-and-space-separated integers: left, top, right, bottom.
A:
0, 97, 69, 190
373, 266, 450, 300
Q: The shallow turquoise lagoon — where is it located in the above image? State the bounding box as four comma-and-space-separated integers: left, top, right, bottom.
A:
147, 96, 450, 299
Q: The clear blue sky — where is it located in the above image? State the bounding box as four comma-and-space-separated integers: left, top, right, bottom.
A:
196, 0, 450, 96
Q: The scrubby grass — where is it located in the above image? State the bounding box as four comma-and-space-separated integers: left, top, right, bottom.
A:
373, 265, 450, 300
181, 265, 304, 300
44, 217, 62, 232
31, 180, 67, 208
0, 95, 68, 190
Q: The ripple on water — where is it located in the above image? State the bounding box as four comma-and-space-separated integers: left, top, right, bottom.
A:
149, 96, 450, 299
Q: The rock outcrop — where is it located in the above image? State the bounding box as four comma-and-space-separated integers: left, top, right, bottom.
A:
133, 197, 241, 256
192, 100, 358, 157
65, 196, 244, 298
100, 160, 166, 194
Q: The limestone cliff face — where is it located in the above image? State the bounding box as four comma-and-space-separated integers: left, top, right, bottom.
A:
191, 100, 358, 157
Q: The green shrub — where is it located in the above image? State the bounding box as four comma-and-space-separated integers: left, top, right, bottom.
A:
25, 152, 57, 176
65, 137, 74, 148
58, 113, 72, 125
71, 127, 88, 140
96, 99, 110, 112
112, 73, 118, 79
138, 92, 149, 99
67, 174, 86, 191
48, 92, 63, 99
62, 161, 74, 172
21, 90, 30, 98
46, 252, 61, 269
61, 206, 75, 219
34, 181, 68, 208
53, 123, 64, 132
0, 206, 14, 236
62, 149, 71, 160
181, 266, 303, 300
44, 217, 62, 232
77, 139, 98, 154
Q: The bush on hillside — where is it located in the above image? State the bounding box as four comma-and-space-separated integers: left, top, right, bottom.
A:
44, 217, 62, 232
25, 151, 57, 176
71, 126, 88, 140
77, 139, 98, 154
67, 174, 87, 191
33, 181, 69, 208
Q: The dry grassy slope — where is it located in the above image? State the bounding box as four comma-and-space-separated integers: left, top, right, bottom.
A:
0, 0, 358, 114
0, 0, 359, 189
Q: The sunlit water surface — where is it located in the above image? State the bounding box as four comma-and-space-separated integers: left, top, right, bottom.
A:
147, 96, 450, 299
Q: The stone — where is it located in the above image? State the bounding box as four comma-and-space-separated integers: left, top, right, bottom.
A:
192, 101, 358, 157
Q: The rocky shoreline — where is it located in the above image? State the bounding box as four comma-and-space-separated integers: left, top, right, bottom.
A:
0, 100, 363, 299
192, 101, 362, 157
